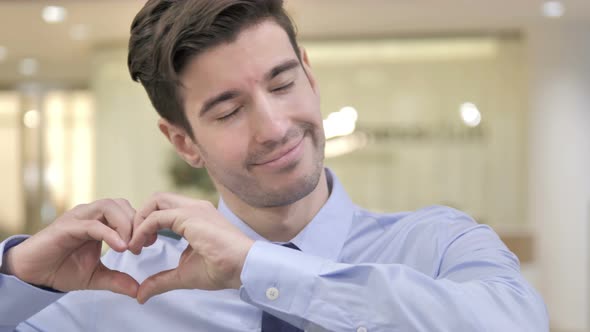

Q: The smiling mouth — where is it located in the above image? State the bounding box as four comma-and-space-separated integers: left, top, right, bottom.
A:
252, 135, 305, 167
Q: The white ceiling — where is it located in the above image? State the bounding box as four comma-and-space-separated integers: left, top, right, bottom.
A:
0, 0, 588, 86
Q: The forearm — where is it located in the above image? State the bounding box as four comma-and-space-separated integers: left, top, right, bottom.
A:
306, 262, 546, 331
239, 241, 549, 332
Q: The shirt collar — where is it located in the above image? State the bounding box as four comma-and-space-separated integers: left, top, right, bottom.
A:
217, 168, 356, 261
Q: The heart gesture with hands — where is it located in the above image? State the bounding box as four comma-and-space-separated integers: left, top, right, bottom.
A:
128, 192, 255, 304
0, 199, 140, 298
0, 193, 255, 304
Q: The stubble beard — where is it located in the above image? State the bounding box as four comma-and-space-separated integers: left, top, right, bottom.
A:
207, 124, 325, 209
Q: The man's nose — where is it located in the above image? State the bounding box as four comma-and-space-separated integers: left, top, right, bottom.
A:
250, 93, 290, 145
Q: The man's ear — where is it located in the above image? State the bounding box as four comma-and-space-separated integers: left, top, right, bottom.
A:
158, 118, 204, 168
299, 46, 319, 95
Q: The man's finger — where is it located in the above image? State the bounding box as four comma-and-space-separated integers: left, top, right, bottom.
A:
144, 233, 159, 247
72, 199, 134, 243
68, 219, 128, 252
131, 193, 205, 254
132, 193, 178, 250
129, 210, 182, 253
88, 262, 139, 298
134, 192, 196, 229
137, 268, 182, 304
113, 198, 136, 223
113, 198, 136, 243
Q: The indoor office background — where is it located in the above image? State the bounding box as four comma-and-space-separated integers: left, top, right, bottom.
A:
0, 0, 588, 331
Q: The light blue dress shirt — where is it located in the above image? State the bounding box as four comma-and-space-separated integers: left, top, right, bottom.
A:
0, 169, 548, 331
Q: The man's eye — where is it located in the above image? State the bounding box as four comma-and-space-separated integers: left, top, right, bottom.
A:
271, 81, 294, 92
217, 107, 241, 122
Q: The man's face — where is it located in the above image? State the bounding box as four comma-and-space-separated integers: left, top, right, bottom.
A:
178, 19, 325, 208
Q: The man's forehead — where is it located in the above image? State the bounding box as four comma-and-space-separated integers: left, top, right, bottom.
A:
180, 20, 296, 88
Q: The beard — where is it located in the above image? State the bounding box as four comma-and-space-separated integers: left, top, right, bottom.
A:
201, 122, 325, 208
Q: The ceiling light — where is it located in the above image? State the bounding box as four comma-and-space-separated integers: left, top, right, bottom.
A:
460, 102, 482, 127
42, 6, 67, 23
0, 46, 6, 62
70, 24, 89, 41
23, 110, 40, 129
19, 58, 39, 76
324, 106, 359, 139
542, 1, 565, 18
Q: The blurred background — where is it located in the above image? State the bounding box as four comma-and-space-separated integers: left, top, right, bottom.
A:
0, 0, 588, 330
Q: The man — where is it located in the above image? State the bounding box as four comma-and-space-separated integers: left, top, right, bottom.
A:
0, 0, 548, 331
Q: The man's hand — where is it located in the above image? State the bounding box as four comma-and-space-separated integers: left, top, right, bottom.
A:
128, 192, 255, 304
0, 199, 139, 298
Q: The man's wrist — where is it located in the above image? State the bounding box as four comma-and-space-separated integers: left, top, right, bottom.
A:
231, 239, 255, 289
1, 245, 63, 293
1, 236, 29, 277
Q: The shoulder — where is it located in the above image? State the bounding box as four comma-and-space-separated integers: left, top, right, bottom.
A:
343, 205, 498, 274
402, 205, 482, 233
356, 204, 478, 230
352, 204, 496, 248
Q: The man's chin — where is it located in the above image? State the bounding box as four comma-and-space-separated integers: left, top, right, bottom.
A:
248, 169, 322, 208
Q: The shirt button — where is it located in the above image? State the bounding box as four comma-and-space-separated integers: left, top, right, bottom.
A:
357, 327, 368, 332
266, 287, 280, 301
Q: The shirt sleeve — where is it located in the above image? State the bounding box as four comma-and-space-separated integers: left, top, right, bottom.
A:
238, 216, 549, 332
0, 236, 66, 331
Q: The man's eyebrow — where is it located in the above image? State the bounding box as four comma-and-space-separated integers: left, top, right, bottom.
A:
200, 90, 241, 117
265, 59, 300, 81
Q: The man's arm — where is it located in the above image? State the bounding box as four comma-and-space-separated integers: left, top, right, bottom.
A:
127, 193, 548, 331
239, 217, 549, 332
0, 199, 137, 330
0, 236, 65, 331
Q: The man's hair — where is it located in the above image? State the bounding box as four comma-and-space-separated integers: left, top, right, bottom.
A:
128, 0, 300, 139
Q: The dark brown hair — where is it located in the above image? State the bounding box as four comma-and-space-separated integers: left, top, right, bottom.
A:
128, 0, 300, 139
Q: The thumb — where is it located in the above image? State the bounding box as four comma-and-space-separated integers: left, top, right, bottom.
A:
88, 263, 139, 298
137, 268, 182, 304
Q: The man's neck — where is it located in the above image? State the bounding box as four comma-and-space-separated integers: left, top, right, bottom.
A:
220, 170, 329, 242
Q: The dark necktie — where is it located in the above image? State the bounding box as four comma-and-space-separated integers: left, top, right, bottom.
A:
260, 243, 304, 332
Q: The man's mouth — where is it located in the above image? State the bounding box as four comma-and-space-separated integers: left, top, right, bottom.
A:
252, 135, 305, 167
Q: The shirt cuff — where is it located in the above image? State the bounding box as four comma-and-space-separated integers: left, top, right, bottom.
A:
239, 241, 327, 326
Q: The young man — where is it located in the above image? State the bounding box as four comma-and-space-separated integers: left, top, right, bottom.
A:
0, 0, 548, 331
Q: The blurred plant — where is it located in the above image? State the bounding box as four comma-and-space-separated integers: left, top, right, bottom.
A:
168, 155, 216, 193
